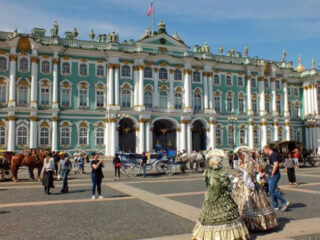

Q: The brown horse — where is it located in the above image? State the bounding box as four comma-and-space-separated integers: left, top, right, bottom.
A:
11, 151, 47, 182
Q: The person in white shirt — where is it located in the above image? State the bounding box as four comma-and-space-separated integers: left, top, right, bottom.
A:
42, 152, 55, 195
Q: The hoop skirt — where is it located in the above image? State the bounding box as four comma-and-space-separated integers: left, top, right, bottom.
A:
192, 168, 249, 240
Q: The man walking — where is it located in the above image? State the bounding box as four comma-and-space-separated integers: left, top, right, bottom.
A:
59, 152, 72, 193
141, 152, 147, 178
263, 145, 290, 211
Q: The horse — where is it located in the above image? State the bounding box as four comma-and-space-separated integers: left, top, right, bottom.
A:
176, 152, 205, 173
11, 150, 47, 182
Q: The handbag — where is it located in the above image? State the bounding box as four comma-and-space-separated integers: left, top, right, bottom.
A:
116, 163, 121, 168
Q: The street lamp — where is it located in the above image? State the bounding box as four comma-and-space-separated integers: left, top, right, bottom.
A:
228, 116, 238, 150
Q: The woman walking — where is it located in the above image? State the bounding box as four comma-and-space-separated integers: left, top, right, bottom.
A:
42, 152, 55, 195
113, 153, 121, 181
284, 153, 297, 185
91, 152, 104, 199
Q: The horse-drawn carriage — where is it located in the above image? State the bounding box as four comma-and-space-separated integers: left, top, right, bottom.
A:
0, 150, 15, 181
268, 141, 317, 167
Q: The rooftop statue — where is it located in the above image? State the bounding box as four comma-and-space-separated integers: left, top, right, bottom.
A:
282, 49, 286, 62
108, 31, 119, 43
219, 45, 224, 55
201, 42, 211, 53
73, 27, 78, 39
139, 28, 151, 40
244, 45, 248, 58
89, 30, 95, 41
50, 21, 59, 37
230, 48, 235, 57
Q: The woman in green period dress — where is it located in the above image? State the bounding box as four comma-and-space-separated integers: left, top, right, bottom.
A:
192, 149, 250, 240
232, 150, 278, 231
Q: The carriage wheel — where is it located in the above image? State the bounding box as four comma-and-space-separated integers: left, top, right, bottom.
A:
156, 161, 165, 174
164, 164, 175, 176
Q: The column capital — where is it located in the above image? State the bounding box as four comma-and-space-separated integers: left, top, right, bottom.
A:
184, 69, 192, 75
258, 76, 264, 81
273, 122, 279, 126
29, 116, 39, 122
153, 67, 159, 73
270, 77, 276, 82
51, 117, 59, 122
7, 116, 17, 121
31, 56, 39, 64
209, 120, 216, 125
282, 79, 288, 83
260, 121, 267, 126
248, 121, 254, 126
284, 122, 291, 126
53, 58, 59, 65
9, 55, 17, 62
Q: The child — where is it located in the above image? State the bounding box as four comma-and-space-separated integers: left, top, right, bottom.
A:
284, 153, 297, 185
256, 166, 269, 195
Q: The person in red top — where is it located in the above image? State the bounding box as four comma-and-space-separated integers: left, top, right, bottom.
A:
293, 148, 300, 167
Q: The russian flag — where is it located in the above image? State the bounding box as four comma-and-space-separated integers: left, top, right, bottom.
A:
147, 0, 154, 17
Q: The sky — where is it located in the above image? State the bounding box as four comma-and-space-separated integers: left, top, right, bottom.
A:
1, 0, 320, 68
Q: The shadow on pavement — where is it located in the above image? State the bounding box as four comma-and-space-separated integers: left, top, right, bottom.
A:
0, 210, 10, 214
251, 217, 291, 239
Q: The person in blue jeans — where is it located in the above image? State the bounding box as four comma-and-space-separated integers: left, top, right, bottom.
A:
264, 145, 290, 211
90, 152, 104, 199
59, 152, 72, 193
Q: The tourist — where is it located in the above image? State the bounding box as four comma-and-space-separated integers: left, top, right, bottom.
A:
293, 148, 300, 167
91, 152, 104, 199
42, 152, 55, 195
284, 153, 297, 186
232, 149, 278, 231
263, 144, 290, 211
192, 149, 249, 240
141, 152, 147, 178
113, 153, 121, 181
59, 152, 72, 193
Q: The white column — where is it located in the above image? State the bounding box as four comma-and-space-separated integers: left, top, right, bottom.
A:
138, 67, 145, 110
283, 80, 289, 117
285, 122, 290, 141
307, 86, 312, 116
203, 73, 209, 111
110, 119, 116, 156
184, 69, 192, 112
309, 127, 313, 150
248, 121, 254, 148
154, 68, 159, 108
247, 76, 253, 115
135, 129, 140, 153
7, 117, 16, 151
29, 118, 38, 149
303, 87, 308, 117
313, 85, 318, 115
271, 80, 277, 115
108, 66, 114, 106
30, 52, 38, 108
169, 69, 174, 111
180, 121, 186, 152
187, 122, 192, 153
208, 73, 213, 109
261, 122, 267, 148
133, 67, 139, 107
52, 55, 59, 109
259, 77, 266, 115
139, 119, 145, 153
209, 120, 216, 149
146, 120, 151, 152
8, 52, 17, 107
274, 123, 279, 141
51, 118, 58, 151
176, 128, 181, 152
114, 65, 120, 106
104, 121, 109, 156
305, 127, 310, 150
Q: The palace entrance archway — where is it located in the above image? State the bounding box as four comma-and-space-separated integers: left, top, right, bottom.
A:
152, 119, 176, 151
192, 120, 206, 151
118, 118, 136, 153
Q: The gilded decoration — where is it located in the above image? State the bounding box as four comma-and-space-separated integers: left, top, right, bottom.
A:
97, 58, 104, 63
29, 116, 39, 121
0, 121, 5, 127
7, 116, 17, 121
62, 121, 69, 127
122, 83, 131, 90
17, 37, 31, 53
145, 85, 153, 91
209, 120, 216, 125
80, 83, 88, 89
169, 69, 174, 74
184, 69, 192, 75
0, 77, 5, 84
63, 82, 70, 88
214, 69, 220, 73
273, 122, 279, 126
175, 65, 182, 69
40, 121, 49, 127
53, 58, 59, 65
79, 122, 88, 128
63, 56, 70, 60
160, 61, 168, 67
153, 67, 159, 73
260, 122, 267, 126
195, 66, 200, 71
0, 50, 6, 55
97, 122, 104, 127
284, 122, 290, 127
19, 80, 29, 87
31, 56, 39, 63
81, 58, 87, 62
145, 61, 153, 67
158, 47, 168, 53
248, 121, 254, 126
9, 55, 17, 62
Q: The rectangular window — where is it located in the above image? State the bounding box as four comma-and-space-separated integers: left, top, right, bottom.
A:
238, 98, 244, 113
226, 76, 232, 86
61, 88, 71, 106
216, 129, 222, 145
252, 99, 257, 113
0, 85, 6, 104
40, 129, 49, 145
251, 79, 257, 88
240, 130, 246, 145
254, 131, 259, 145
276, 100, 281, 113
40, 88, 49, 105
214, 75, 220, 85
294, 88, 299, 96
96, 90, 104, 107
276, 80, 281, 89
79, 89, 88, 107
61, 128, 70, 145
265, 101, 270, 113
238, 77, 243, 87
214, 97, 220, 112
228, 129, 234, 145
226, 97, 232, 113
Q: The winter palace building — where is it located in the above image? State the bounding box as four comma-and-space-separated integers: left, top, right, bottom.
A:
0, 21, 319, 156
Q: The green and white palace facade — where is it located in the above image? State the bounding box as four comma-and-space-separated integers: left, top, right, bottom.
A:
0, 21, 319, 156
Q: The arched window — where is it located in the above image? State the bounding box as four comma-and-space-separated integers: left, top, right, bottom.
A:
226, 95, 233, 113
264, 79, 269, 89
17, 126, 27, 145
240, 129, 246, 145
252, 95, 258, 113
216, 126, 223, 145
61, 127, 70, 145
79, 127, 88, 145
265, 99, 270, 113
193, 71, 201, 82
0, 126, 5, 145
159, 91, 167, 109
62, 62, 70, 75
296, 130, 302, 142
227, 127, 234, 145
79, 86, 88, 107
226, 76, 232, 86
159, 68, 168, 80
175, 92, 182, 109
276, 97, 281, 113
41, 60, 50, 73
214, 75, 220, 85
18, 86, 28, 106
214, 95, 221, 112
144, 91, 153, 110
96, 65, 104, 76
79, 64, 88, 76
61, 84, 71, 107
238, 77, 243, 87
253, 129, 259, 145
0, 57, 7, 70
96, 127, 104, 145
144, 67, 153, 78
0, 83, 6, 104
238, 97, 244, 113
251, 78, 257, 88
174, 70, 182, 81
40, 127, 49, 146
19, 58, 28, 72
193, 92, 201, 111
294, 104, 299, 118
40, 85, 49, 106
278, 129, 283, 141
267, 129, 272, 143
121, 65, 130, 77
96, 86, 104, 108
121, 89, 131, 108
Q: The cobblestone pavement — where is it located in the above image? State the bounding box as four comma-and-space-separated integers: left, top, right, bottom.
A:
0, 163, 320, 240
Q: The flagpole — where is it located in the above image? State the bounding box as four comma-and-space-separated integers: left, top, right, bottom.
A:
152, 0, 155, 35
